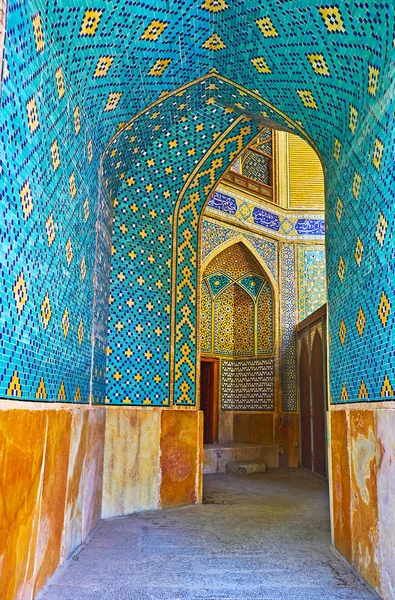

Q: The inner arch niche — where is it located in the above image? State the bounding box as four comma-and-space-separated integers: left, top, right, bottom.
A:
200, 242, 275, 418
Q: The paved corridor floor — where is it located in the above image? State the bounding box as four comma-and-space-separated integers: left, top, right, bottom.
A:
37, 470, 379, 600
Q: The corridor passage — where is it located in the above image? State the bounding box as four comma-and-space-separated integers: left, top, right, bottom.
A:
37, 471, 378, 600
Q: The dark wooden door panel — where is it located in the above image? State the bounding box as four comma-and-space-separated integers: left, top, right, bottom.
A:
311, 332, 326, 477
299, 339, 312, 471
200, 360, 218, 444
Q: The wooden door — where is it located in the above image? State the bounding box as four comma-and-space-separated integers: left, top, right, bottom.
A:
311, 332, 326, 477
200, 360, 218, 444
299, 339, 312, 471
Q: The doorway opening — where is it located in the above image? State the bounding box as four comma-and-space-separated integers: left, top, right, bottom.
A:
199, 127, 328, 483
200, 358, 219, 444
297, 305, 328, 479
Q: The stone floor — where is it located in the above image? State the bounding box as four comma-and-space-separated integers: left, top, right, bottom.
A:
37, 470, 379, 600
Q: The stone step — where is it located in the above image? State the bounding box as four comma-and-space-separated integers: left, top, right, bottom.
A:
226, 460, 267, 475
203, 443, 279, 474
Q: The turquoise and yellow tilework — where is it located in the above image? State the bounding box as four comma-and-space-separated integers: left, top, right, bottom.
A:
0, 0, 394, 405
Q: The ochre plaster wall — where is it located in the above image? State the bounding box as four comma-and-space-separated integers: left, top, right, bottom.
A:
0, 403, 202, 600
102, 407, 202, 518
0, 402, 105, 600
329, 406, 395, 599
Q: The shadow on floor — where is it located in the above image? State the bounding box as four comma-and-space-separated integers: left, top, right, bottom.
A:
36, 469, 379, 600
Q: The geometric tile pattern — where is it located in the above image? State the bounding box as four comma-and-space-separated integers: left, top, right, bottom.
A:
281, 244, 298, 411
221, 358, 274, 411
214, 284, 255, 356
202, 242, 274, 356
298, 245, 327, 321
1, 0, 394, 407
202, 219, 278, 281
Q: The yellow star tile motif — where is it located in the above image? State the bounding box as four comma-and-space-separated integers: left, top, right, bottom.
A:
375, 211, 388, 247
104, 92, 123, 112
319, 6, 345, 33
381, 375, 394, 397
307, 53, 330, 76
168, 140, 177, 149
256, 17, 278, 37
153, 374, 162, 383
69, 172, 77, 198
349, 104, 358, 134
74, 385, 81, 402
51, 139, 60, 172
354, 237, 363, 267
340, 384, 349, 401
338, 319, 347, 346
148, 59, 171, 77
251, 56, 271, 74
368, 65, 379, 96
115, 321, 124, 332
65, 238, 73, 266
356, 306, 366, 337
137, 276, 145, 286
124, 348, 133, 358
352, 172, 361, 199
144, 350, 153, 360
80, 257, 87, 282
117, 272, 126, 282
35, 377, 47, 399
202, 0, 228, 12
113, 372, 122, 381
335, 197, 343, 223
26, 96, 40, 134
32, 13, 45, 53
141, 20, 168, 41
55, 66, 65, 99
13, 272, 28, 315
147, 254, 155, 264
378, 291, 391, 328
134, 373, 143, 382
84, 198, 90, 221
94, 55, 114, 78
337, 256, 345, 283
74, 106, 81, 135
7, 371, 22, 397
127, 177, 135, 187
58, 381, 66, 401
139, 229, 147, 239
358, 380, 369, 399
62, 308, 70, 338
333, 138, 341, 162
19, 181, 34, 221
135, 324, 144, 334
78, 319, 84, 344
296, 89, 318, 109
202, 33, 226, 50
119, 223, 128, 234
372, 138, 384, 170
41, 292, 52, 329
79, 9, 103, 37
